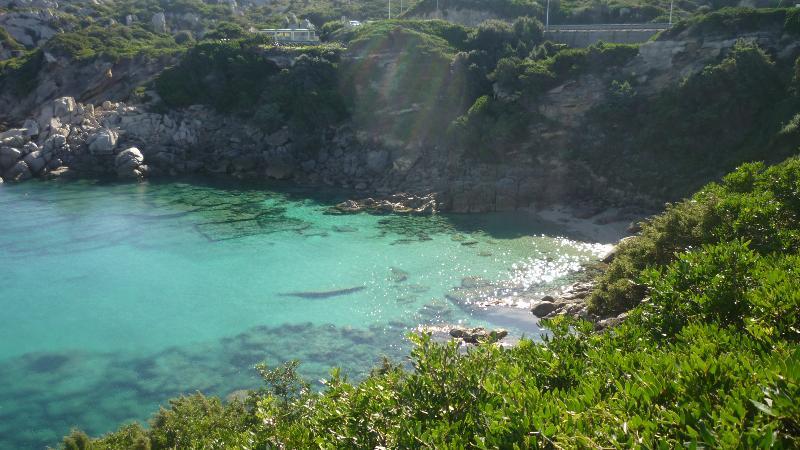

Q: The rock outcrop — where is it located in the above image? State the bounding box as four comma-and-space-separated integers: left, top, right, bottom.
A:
333, 193, 437, 215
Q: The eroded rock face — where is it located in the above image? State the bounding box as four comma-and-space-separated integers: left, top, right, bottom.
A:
0, 10, 59, 48
151, 12, 167, 34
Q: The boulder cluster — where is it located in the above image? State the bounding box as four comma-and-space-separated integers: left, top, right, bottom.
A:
0, 97, 148, 182
449, 326, 508, 344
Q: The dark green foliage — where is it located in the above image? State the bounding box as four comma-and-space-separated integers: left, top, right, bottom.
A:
591, 157, 800, 315
65, 312, 800, 448
155, 39, 279, 113
0, 50, 44, 96
465, 16, 545, 62
61, 430, 92, 450
583, 40, 793, 201
786, 7, 800, 34
319, 20, 344, 40
338, 22, 471, 144
492, 41, 638, 98
448, 95, 530, 160
451, 41, 638, 160
155, 38, 346, 148
204, 22, 249, 40
147, 394, 254, 449
172, 30, 195, 45
639, 240, 800, 342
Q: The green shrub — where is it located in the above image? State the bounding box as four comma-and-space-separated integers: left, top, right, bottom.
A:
155, 39, 347, 145
583, 40, 789, 201
204, 21, 249, 40
172, 30, 195, 45
448, 94, 531, 160
0, 50, 44, 96
155, 39, 278, 113
148, 393, 253, 449
44, 24, 184, 61
591, 156, 800, 316
665, 7, 788, 38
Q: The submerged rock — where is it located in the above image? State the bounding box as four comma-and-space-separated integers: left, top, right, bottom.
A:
280, 286, 365, 299
389, 267, 409, 283
333, 193, 437, 215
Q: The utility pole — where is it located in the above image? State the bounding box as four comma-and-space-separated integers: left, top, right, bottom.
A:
545, 0, 550, 30
436, 0, 439, 17
669, 0, 674, 26
546, 0, 550, 30
388, 0, 391, 19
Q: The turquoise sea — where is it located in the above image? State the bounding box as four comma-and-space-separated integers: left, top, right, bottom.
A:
0, 179, 609, 449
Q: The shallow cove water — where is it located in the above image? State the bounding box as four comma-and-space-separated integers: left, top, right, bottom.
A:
0, 179, 609, 448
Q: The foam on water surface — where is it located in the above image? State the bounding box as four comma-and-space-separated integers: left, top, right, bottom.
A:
0, 179, 609, 448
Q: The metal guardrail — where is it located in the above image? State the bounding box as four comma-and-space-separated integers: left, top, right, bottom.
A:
545, 23, 671, 32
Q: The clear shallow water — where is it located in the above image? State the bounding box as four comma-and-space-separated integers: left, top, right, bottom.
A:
0, 179, 609, 449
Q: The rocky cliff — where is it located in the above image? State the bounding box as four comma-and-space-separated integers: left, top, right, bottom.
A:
1, 22, 798, 216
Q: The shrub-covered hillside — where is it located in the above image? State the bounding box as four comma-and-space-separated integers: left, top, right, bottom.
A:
61, 156, 800, 448
405, 0, 780, 24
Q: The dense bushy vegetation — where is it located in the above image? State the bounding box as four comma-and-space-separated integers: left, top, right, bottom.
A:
664, 7, 800, 38
591, 156, 800, 315
0, 23, 185, 97
62, 154, 800, 446
45, 24, 185, 61
155, 36, 346, 147
583, 39, 797, 201
450, 40, 638, 159
405, 0, 776, 25
0, 50, 44, 96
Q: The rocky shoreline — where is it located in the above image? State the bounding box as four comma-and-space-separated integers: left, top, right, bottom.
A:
0, 95, 652, 216
0, 96, 638, 335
